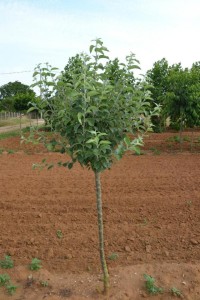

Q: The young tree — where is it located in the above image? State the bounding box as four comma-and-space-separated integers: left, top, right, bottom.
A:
29, 39, 159, 293
146, 58, 169, 131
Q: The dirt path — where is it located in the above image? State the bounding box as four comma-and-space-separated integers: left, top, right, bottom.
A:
0, 119, 44, 133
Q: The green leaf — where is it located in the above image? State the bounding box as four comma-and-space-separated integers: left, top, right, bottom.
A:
89, 45, 95, 53
127, 65, 141, 70
99, 140, 111, 145
87, 90, 99, 97
68, 162, 73, 169
77, 112, 83, 125
129, 145, 141, 154
27, 106, 37, 113
86, 138, 96, 144
47, 164, 54, 170
99, 55, 109, 60
124, 135, 131, 146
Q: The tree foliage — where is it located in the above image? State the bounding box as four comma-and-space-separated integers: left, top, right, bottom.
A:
146, 59, 200, 131
0, 81, 36, 112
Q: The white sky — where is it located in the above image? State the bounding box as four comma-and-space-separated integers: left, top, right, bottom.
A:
0, 0, 199, 90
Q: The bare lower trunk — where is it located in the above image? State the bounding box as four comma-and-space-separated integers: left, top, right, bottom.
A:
190, 129, 194, 152
94, 171, 109, 294
19, 112, 22, 134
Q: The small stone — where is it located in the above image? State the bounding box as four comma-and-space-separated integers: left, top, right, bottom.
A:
38, 213, 42, 218
124, 246, 131, 252
154, 225, 162, 229
66, 254, 73, 260
164, 250, 169, 257
127, 237, 135, 242
145, 245, 151, 253
190, 239, 198, 245
47, 248, 54, 258
140, 291, 148, 298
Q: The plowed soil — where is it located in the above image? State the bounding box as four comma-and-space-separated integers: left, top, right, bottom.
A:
0, 131, 200, 299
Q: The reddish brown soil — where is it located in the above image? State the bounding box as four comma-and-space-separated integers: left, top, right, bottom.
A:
0, 131, 200, 299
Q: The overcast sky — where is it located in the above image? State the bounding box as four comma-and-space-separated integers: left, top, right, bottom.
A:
0, 0, 200, 89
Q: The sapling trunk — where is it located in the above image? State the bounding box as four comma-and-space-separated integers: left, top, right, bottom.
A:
94, 171, 109, 293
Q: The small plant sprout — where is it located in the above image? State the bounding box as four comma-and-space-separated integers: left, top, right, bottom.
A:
40, 280, 49, 287
6, 283, 18, 295
108, 253, 119, 261
0, 255, 14, 269
0, 273, 10, 286
170, 287, 183, 298
29, 258, 42, 271
56, 230, 63, 239
143, 274, 163, 295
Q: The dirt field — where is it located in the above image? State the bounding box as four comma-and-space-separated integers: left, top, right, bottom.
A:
0, 131, 200, 299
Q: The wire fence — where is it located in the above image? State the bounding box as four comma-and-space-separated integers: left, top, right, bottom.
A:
0, 111, 40, 120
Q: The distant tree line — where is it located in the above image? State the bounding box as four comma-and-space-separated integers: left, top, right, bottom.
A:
1, 57, 200, 133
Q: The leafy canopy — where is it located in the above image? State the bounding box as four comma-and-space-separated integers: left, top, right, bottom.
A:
30, 39, 159, 172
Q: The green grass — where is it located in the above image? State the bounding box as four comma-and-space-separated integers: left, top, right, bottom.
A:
56, 230, 63, 239
170, 287, 183, 298
144, 274, 164, 295
0, 130, 21, 140
29, 258, 42, 271
0, 274, 10, 287
108, 253, 119, 261
6, 283, 18, 295
0, 255, 14, 269
0, 117, 30, 127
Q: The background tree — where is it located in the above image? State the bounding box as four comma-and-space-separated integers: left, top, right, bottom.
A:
0, 81, 35, 112
146, 58, 169, 131
29, 39, 159, 293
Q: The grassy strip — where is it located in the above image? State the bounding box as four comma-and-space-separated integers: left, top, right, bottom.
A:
0, 130, 21, 140
0, 117, 31, 127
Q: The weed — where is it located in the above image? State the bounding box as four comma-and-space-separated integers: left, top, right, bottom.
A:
29, 258, 42, 271
56, 230, 63, 239
170, 287, 183, 297
108, 253, 119, 261
149, 147, 161, 155
141, 218, 148, 226
40, 280, 49, 287
0, 274, 10, 286
0, 255, 14, 269
174, 136, 181, 143
6, 283, 18, 295
7, 149, 15, 154
0, 148, 3, 154
143, 274, 163, 295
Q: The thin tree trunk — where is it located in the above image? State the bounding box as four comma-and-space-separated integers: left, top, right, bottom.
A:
190, 129, 194, 153
19, 112, 22, 134
179, 119, 183, 152
94, 171, 109, 294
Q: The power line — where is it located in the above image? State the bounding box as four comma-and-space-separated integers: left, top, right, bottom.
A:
0, 69, 60, 75
0, 70, 33, 75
